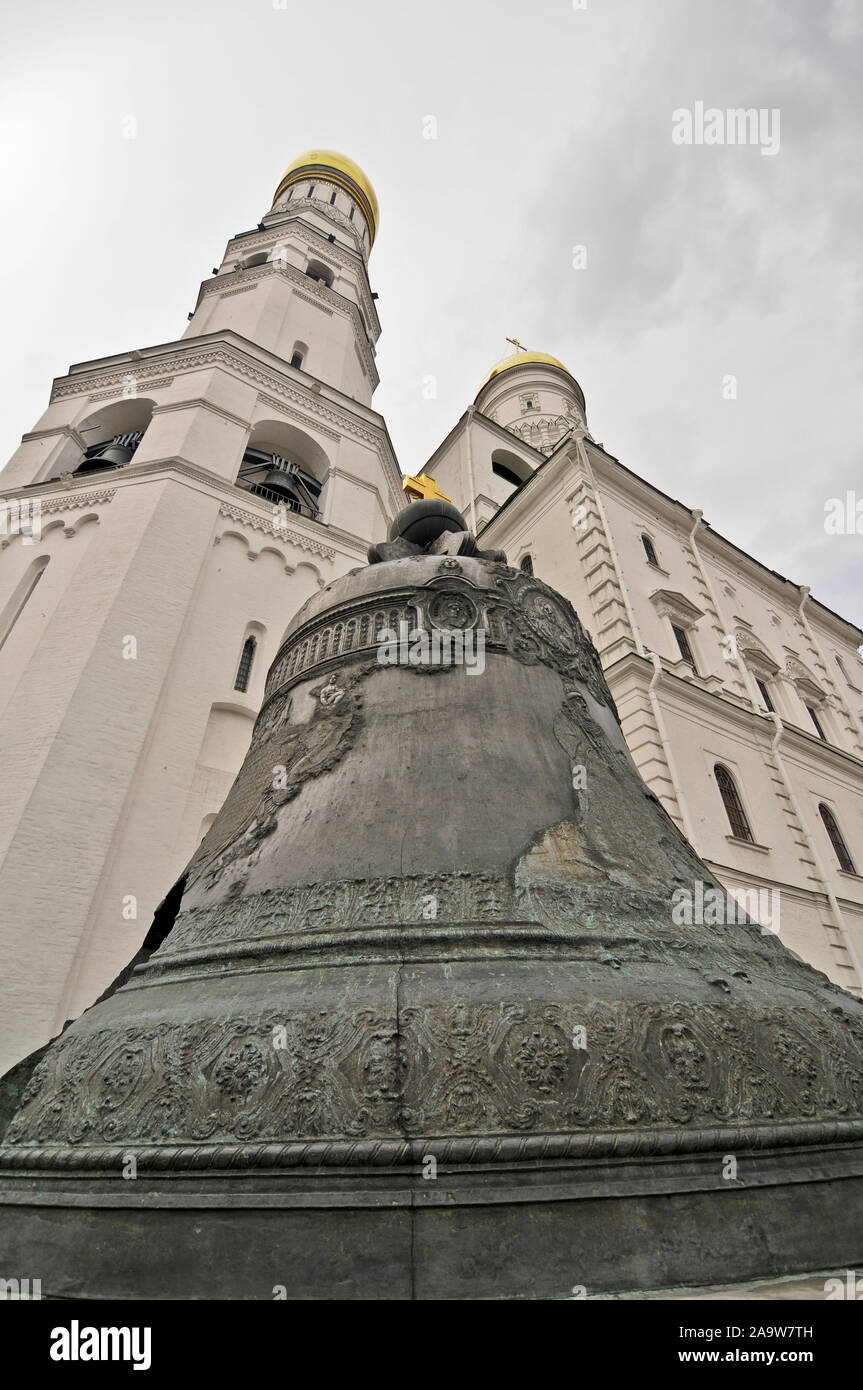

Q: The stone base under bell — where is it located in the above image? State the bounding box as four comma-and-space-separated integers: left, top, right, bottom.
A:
2, 1140, 863, 1299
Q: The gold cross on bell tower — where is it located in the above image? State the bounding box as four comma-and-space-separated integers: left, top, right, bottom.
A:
505, 336, 528, 353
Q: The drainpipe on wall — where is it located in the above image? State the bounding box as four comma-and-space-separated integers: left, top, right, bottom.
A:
769, 713, 863, 992
464, 406, 478, 536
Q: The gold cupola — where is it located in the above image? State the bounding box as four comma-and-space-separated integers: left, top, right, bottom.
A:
475, 350, 572, 398
273, 150, 379, 247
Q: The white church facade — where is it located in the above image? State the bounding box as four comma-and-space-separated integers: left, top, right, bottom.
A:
1, 151, 862, 1076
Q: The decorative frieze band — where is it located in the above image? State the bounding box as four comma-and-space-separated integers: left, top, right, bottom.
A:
4, 487, 117, 513
218, 502, 336, 560
87, 377, 175, 402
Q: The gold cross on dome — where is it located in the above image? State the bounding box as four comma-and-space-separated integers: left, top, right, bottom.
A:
506, 336, 528, 353
402, 473, 452, 503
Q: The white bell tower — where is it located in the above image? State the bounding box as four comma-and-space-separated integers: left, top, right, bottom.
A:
0, 151, 402, 1073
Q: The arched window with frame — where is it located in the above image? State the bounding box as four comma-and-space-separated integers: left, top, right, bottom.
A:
519, 554, 534, 575
714, 764, 754, 843
818, 803, 856, 874
305, 258, 334, 289
234, 636, 257, 693
641, 533, 659, 567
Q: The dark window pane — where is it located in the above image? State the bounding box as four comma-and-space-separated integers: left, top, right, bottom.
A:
234, 636, 256, 693
819, 803, 856, 874
672, 624, 697, 672
642, 534, 659, 566
715, 764, 754, 843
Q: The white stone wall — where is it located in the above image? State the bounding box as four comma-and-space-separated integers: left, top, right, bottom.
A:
474, 371, 863, 997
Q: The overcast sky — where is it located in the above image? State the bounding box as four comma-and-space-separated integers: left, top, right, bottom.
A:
1, 0, 861, 628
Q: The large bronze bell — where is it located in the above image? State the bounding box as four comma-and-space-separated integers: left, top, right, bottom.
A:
2, 504, 863, 1298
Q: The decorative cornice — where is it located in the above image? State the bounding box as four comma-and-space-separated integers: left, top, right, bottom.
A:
0, 485, 116, 511
255, 393, 340, 443
649, 588, 705, 626
87, 377, 174, 402
216, 284, 257, 300
218, 502, 336, 560
150, 397, 250, 431
41, 487, 116, 512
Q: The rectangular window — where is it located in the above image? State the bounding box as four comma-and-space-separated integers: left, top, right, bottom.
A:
807, 705, 827, 741
671, 624, 697, 672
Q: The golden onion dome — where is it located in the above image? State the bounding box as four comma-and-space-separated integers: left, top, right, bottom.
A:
273, 150, 379, 246
475, 350, 574, 398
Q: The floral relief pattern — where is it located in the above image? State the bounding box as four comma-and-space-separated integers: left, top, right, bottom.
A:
6, 999, 863, 1153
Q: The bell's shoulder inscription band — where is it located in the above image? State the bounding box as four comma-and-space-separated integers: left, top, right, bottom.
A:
262, 563, 613, 714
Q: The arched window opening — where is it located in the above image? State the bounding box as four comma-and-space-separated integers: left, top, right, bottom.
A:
671, 623, 697, 673
642, 533, 659, 566
76, 430, 145, 476
818, 803, 856, 874
490, 449, 533, 493
289, 341, 308, 371
519, 554, 534, 575
755, 678, 775, 713
714, 764, 754, 843
0, 556, 49, 653
239, 252, 268, 270
306, 258, 333, 288
72, 399, 154, 479
236, 445, 323, 520
493, 460, 525, 489
234, 636, 256, 693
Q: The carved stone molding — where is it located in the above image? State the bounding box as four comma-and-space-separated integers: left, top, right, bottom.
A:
649, 588, 705, 626
217, 503, 336, 560
216, 284, 257, 300
12, 488, 117, 513
255, 392, 341, 443
87, 377, 175, 402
